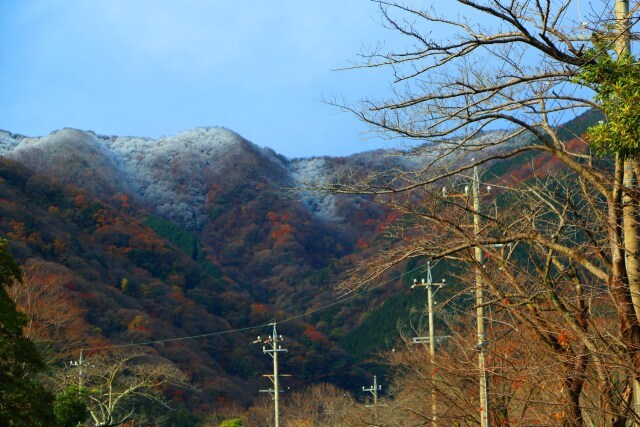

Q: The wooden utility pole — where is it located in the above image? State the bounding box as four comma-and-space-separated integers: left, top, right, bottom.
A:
443, 163, 491, 426
363, 375, 381, 422
255, 323, 288, 427
412, 262, 446, 425
472, 164, 490, 427
69, 348, 84, 390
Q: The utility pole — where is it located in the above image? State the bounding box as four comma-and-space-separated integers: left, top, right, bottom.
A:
616, 0, 630, 56
473, 163, 490, 427
443, 162, 491, 426
411, 262, 446, 425
69, 348, 84, 390
254, 322, 288, 427
363, 375, 381, 422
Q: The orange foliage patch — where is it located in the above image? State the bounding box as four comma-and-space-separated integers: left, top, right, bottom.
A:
504, 139, 587, 183
173, 293, 189, 303
252, 303, 268, 313
127, 314, 148, 331
303, 326, 330, 345
271, 224, 293, 240
266, 211, 280, 222
386, 210, 403, 223
557, 330, 574, 348
74, 193, 87, 207
117, 193, 130, 208
128, 233, 165, 252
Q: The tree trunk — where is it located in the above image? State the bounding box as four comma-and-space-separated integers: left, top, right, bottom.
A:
623, 158, 640, 321
561, 347, 588, 427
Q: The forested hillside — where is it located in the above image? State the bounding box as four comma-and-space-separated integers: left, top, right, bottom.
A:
0, 126, 411, 422
0, 108, 602, 424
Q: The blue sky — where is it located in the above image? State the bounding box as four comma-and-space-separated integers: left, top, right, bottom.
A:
1, 1, 406, 158
1, 1, 589, 158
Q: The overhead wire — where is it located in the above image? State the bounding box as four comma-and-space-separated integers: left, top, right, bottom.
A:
575, 0, 584, 26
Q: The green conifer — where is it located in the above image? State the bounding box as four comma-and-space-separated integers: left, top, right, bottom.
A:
0, 239, 54, 426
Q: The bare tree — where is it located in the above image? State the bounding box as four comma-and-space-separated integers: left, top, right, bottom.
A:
283, 383, 361, 426
241, 395, 275, 427
58, 349, 191, 427
305, 1, 640, 426
7, 259, 87, 362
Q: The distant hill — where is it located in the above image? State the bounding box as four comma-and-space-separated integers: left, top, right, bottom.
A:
0, 126, 395, 412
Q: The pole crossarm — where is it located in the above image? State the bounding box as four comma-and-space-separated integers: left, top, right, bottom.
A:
362, 375, 382, 422
412, 336, 452, 345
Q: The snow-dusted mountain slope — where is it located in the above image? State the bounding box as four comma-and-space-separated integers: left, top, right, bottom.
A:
0, 127, 295, 228
0, 126, 513, 228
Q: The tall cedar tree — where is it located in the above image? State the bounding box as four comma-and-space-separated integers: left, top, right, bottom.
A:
0, 239, 54, 425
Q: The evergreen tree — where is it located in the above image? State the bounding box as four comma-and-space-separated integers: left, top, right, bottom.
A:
0, 239, 54, 425
54, 385, 88, 427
